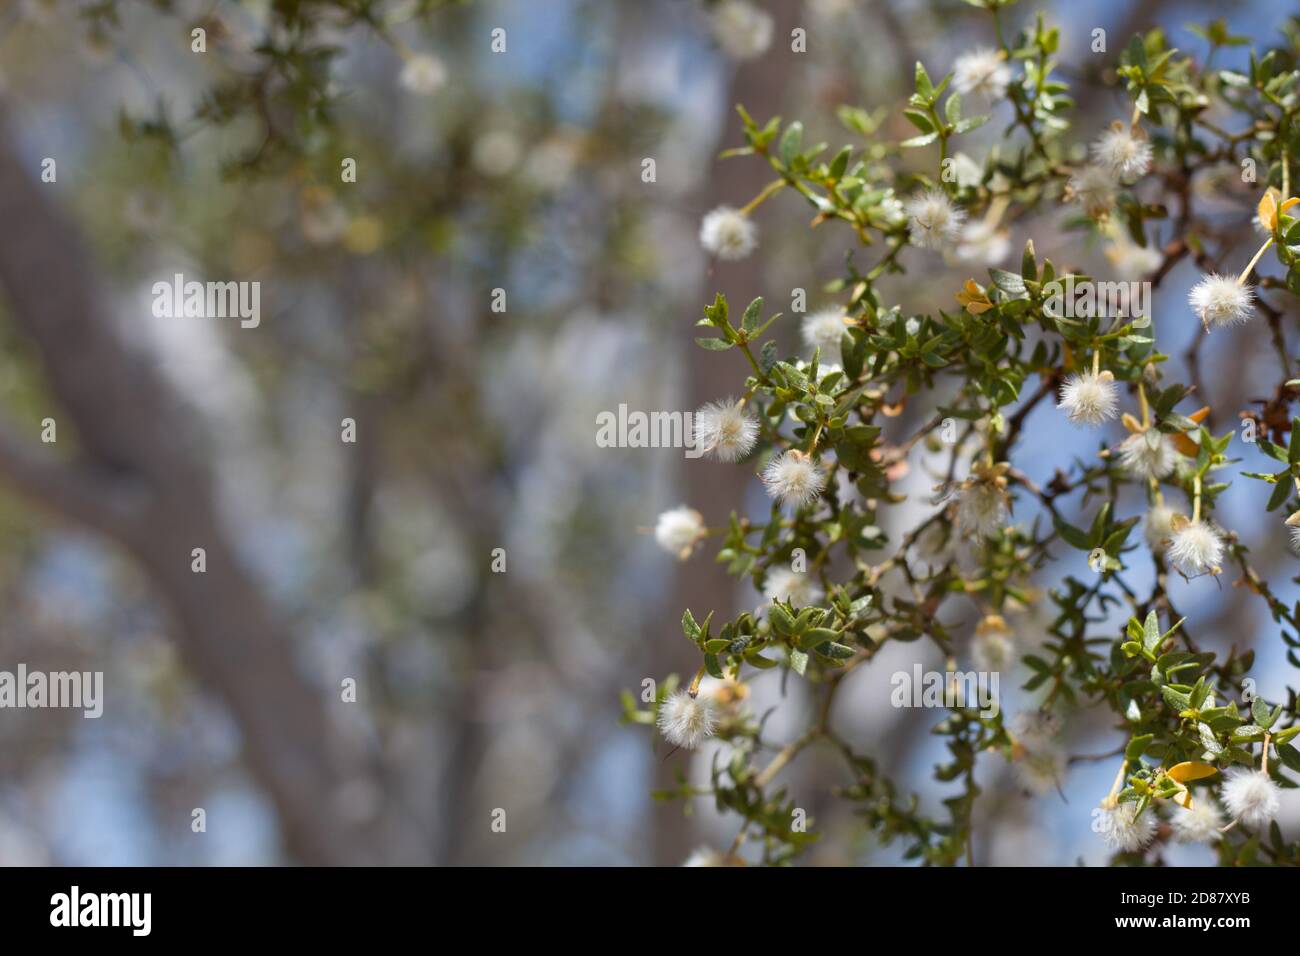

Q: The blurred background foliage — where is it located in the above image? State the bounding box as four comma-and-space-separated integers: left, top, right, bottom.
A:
0, 0, 1295, 865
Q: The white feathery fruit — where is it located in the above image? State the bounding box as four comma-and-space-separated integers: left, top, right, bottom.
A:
1090, 123, 1153, 181
699, 206, 758, 260
956, 482, 1009, 539
1057, 370, 1119, 426
761, 450, 826, 507
710, 0, 774, 61
763, 568, 824, 608
1119, 430, 1178, 480
1287, 510, 1300, 552
1189, 273, 1254, 329
955, 219, 1010, 265
800, 309, 849, 363
1171, 797, 1224, 844
693, 399, 759, 462
952, 48, 1011, 100
657, 690, 717, 750
653, 507, 704, 559
1068, 164, 1118, 218
400, 54, 447, 94
1143, 504, 1179, 549
1221, 769, 1280, 828
1097, 801, 1157, 852
905, 189, 965, 249
1167, 520, 1224, 576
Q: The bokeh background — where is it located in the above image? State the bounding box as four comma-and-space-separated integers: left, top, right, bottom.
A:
0, 0, 1297, 866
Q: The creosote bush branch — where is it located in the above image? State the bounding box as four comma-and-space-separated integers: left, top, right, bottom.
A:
630, 3, 1300, 867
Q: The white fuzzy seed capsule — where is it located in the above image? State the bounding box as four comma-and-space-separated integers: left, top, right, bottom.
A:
1017, 749, 1067, 796
1143, 504, 1179, 549
971, 615, 1014, 672
657, 690, 716, 750
682, 846, 726, 867
763, 568, 824, 608
905, 189, 965, 249
1222, 769, 1280, 828
761, 450, 826, 507
1188, 273, 1255, 329
400, 54, 447, 95
709, 0, 774, 61
1057, 370, 1119, 426
956, 482, 1009, 539
955, 219, 1011, 266
693, 398, 759, 462
1067, 164, 1118, 218
952, 47, 1011, 100
1287, 510, 1300, 552
1171, 797, 1224, 844
1119, 430, 1178, 480
800, 308, 849, 363
653, 507, 704, 560
1090, 123, 1153, 181
1105, 236, 1163, 280
1097, 801, 1157, 852
1167, 519, 1224, 576
699, 206, 758, 260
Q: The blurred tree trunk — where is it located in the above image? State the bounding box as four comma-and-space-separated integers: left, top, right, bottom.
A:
0, 104, 417, 865
654, 0, 805, 866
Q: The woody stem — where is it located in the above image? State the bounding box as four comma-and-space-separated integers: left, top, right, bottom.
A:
740, 178, 786, 216
1106, 759, 1129, 803
1239, 237, 1274, 283
688, 665, 707, 697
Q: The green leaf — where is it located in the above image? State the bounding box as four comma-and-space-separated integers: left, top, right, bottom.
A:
695, 336, 734, 351
704, 653, 724, 679
1277, 743, 1300, 772
944, 91, 962, 125
1230, 723, 1265, 741
1021, 239, 1037, 282
953, 115, 989, 135
1053, 517, 1091, 551
914, 61, 934, 99
682, 609, 701, 640
799, 627, 839, 652
900, 132, 939, 149
989, 268, 1026, 297
1142, 610, 1163, 654
1126, 734, 1154, 760
1161, 685, 1192, 711
1251, 696, 1274, 728
818, 641, 856, 661
1266, 473, 1292, 511
1199, 722, 1224, 755
902, 109, 934, 134
770, 602, 795, 637
779, 122, 804, 165
828, 145, 852, 180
